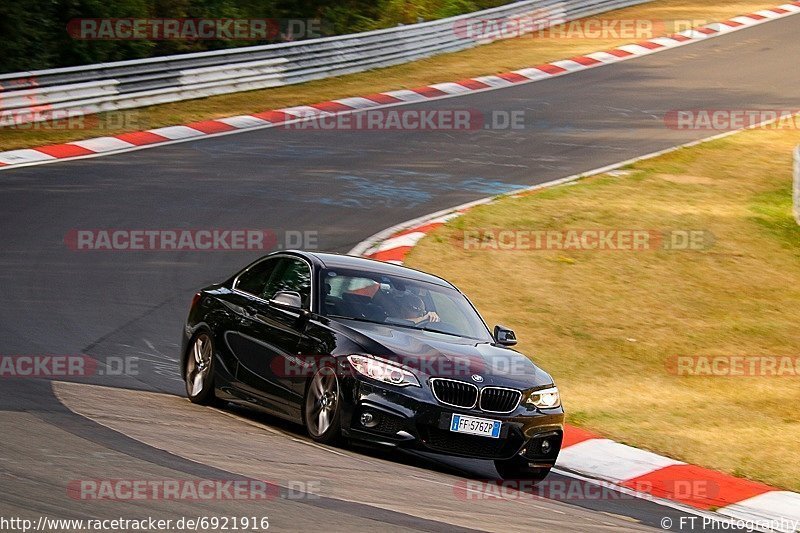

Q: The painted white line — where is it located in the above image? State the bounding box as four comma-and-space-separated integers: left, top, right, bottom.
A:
332, 97, 381, 109
429, 82, 474, 95
730, 16, 761, 25
280, 105, 330, 117
718, 492, 800, 532
675, 29, 707, 39
471, 75, 514, 88
428, 213, 463, 225
373, 232, 428, 252
148, 125, 205, 140
552, 467, 777, 533
0, 149, 57, 164
556, 439, 684, 483
549, 59, 589, 72
382, 89, 429, 102
648, 37, 687, 47
615, 44, 660, 55
349, 196, 494, 257
584, 51, 626, 63
513, 68, 554, 81
71, 137, 135, 153
703, 22, 738, 33
217, 115, 271, 128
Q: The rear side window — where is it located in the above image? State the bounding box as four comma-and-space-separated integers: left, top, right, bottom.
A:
235, 258, 280, 296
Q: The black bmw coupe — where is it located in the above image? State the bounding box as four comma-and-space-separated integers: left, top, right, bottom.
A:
182, 251, 564, 480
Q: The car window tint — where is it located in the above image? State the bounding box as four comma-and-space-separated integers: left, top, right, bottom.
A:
261, 258, 312, 308
326, 276, 379, 298
321, 269, 491, 340
235, 258, 280, 296
428, 291, 472, 336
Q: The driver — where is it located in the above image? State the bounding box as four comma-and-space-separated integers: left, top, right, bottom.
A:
398, 293, 440, 325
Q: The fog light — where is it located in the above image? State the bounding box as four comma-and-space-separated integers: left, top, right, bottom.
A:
360, 411, 378, 428
541, 439, 551, 454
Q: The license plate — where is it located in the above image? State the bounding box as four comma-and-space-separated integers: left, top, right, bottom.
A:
450, 414, 501, 438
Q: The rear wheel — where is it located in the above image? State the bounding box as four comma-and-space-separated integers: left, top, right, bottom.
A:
184, 332, 217, 405
303, 366, 342, 445
494, 456, 551, 483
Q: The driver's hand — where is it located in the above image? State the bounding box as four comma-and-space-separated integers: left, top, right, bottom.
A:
420, 311, 440, 323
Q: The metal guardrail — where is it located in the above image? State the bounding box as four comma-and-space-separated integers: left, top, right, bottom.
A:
794, 145, 800, 225
0, 0, 651, 124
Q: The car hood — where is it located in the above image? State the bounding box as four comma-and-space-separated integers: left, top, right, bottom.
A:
331, 319, 554, 390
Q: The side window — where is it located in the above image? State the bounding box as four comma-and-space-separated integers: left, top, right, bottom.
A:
235, 258, 280, 296
261, 258, 312, 309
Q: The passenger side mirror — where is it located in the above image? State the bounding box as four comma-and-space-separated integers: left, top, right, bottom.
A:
270, 291, 303, 310
494, 325, 517, 346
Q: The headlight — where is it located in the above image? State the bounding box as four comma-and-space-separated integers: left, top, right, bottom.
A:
347, 355, 420, 387
526, 386, 560, 409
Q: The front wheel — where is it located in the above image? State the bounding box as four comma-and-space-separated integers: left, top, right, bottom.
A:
494, 455, 551, 483
184, 332, 217, 405
303, 366, 342, 445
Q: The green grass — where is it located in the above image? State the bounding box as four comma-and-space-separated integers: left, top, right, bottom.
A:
406, 127, 800, 491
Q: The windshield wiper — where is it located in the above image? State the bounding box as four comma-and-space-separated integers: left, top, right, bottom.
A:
328, 315, 485, 341
420, 325, 473, 338
326, 315, 385, 326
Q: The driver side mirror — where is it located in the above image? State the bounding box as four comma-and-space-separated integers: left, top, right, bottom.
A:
494, 325, 517, 346
269, 291, 303, 310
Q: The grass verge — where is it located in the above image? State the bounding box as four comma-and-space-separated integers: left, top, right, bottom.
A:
0, 0, 777, 151
405, 127, 800, 491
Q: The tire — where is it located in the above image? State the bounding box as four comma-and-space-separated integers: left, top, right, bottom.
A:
494, 455, 551, 483
303, 366, 343, 445
184, 332, 217, 405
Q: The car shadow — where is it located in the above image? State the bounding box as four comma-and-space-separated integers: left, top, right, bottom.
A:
220, 401, 499, 480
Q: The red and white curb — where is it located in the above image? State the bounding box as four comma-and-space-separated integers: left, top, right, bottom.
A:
353, 210, 800, 532
3, 2, 800, 170
560, 428, 800, 531
348, 145, 800, 533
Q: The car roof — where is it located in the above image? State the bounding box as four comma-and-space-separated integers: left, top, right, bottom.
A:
300, 251, 456, 289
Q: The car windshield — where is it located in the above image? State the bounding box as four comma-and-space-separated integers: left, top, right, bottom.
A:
320, 268, 492, 341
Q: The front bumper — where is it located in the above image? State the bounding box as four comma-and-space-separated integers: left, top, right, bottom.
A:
340, 376, 565, 463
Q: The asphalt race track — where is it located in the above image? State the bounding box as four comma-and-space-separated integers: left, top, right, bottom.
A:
2, 13, 800, 532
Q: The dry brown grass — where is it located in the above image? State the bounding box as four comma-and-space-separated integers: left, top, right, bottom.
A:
406, 127, 800, 491
0, 0, 777, 151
